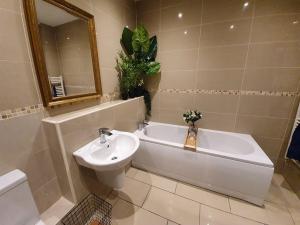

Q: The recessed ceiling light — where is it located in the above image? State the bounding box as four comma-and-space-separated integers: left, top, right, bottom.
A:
293, 20, 299, 24
230, 24, 235, 29
184, 30, 188, 35
178, 12, 183, 18
66, 37, 70, 40
243, 2, 249, 7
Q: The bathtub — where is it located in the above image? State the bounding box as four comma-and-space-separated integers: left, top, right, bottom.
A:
132, 122, 274, 206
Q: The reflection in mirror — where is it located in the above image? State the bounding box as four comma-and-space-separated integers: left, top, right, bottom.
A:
35, 0, 95, 97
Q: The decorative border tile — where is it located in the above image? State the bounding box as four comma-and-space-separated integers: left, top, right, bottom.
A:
1, 89, 297, 121
0, 92, 121, 121
0, 104, 44, 120
156, 88, 299, 97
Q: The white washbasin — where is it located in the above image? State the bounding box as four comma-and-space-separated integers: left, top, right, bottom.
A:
73, 130, 139, 188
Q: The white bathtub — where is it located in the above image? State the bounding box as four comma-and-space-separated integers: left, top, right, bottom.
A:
132, 122, 274, 206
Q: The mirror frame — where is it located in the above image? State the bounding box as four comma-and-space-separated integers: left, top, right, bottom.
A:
23, 0, 102, 107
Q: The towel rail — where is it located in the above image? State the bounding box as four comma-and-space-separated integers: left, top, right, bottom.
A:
285, 102, 300, 168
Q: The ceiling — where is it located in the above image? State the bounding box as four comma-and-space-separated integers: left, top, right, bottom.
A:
35, 0, 78, 27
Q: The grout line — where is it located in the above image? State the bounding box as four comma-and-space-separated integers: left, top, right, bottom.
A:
124, 171, 295, 225
234, 0, 257, 131
228, 197, 232, 212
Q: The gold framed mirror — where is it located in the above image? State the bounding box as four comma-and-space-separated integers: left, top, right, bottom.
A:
23, 0, 102, 107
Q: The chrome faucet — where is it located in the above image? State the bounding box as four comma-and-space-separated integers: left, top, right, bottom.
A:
138, 120, 149, 130
98, 128, 112, 144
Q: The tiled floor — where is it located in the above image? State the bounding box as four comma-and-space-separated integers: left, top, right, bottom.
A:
42, 167, 300, 225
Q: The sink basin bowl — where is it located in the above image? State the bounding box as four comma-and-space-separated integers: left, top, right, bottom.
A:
73, 130, 139, 188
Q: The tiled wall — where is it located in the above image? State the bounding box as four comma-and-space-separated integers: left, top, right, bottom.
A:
137, 0, 300, 165
39, 24, 62, 77
55, 19, 95, 95
43, 97, 145, 203
0, 0, 136, 213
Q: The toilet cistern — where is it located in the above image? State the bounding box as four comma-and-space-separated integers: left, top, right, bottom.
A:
98, 127, 112, 143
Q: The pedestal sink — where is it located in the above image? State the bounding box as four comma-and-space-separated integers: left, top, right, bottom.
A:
73, 130, 140, 188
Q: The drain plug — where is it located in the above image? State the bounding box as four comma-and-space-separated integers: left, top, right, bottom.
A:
111, 156, 117, 160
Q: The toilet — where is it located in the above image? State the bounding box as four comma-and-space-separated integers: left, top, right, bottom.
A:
0, 169, 45, 225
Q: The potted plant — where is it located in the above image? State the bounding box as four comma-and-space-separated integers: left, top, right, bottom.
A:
116, 25, 160, 116
183, 110, 203, 133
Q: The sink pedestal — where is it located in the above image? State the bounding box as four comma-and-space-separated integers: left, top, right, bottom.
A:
96, 168, 125, 189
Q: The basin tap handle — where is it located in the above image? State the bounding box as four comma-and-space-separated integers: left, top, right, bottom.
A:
98, 128, 112, 135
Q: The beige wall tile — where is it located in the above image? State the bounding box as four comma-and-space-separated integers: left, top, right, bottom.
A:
198, 45, 248, 69
238, 95, 294, 118
242, 68, 300, 92
100, 68, 119, 94
197, 112, 236, 131
94, 9, 123, 38
137, 0, 160, 13
66, 0, 93, 14
195, 94, 239, 114
159, 108, 187, 125
202, 0, 254, 23
0, 113, 48, 168
0, 62, 40, 110
0, 9, 29, 62
159, 92, 195, 110
160, 70, 197, 89
255, 0, 300, 16
160, 49, 199, 70
235, 115, 288, 138
247, 42, 300, 68
138, 10, 160, 35
114, 98, 140, 132
161, 0, 201, 8
160, 26, 201, 51
251, 14, 300, 42
98, 35, 122, 69
201, 19, 251, 46
33, 178, 62, 213
253, 136, 283, 163
161, 1, 202, 30
0, 0, 20, 12
196, 69, 243, 90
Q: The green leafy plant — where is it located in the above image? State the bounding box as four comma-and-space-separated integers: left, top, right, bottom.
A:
183, 110, 203, 127
116, 25, 160, 115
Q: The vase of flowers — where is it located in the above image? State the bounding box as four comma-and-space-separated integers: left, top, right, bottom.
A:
183, 110, 203, 133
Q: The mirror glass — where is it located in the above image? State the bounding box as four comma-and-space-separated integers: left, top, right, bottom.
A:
35, 0, 96, 98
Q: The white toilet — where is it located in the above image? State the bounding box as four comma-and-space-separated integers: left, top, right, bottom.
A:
0, 169, 45, 225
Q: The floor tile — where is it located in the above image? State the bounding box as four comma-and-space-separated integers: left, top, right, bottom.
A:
289, 206, 300, 225
229, 197, 294, 225
200, 205, 263, 225
143, 187, 200, 225
271, 173, 286, 187
41, 197, 74, 225
112, 199, 167, 225
126, 167, 138, 178
176, 183, 230, 212
266, 183, 287, 206
105, 191, 119, 207
114, 177, 151, 207
132, 169, 177, 193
